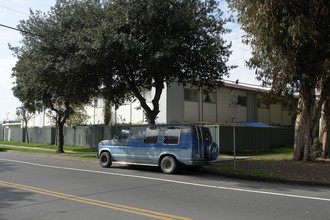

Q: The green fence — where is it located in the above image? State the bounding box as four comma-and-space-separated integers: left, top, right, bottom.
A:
0, 125, 294, 151
206, 125, 294, 153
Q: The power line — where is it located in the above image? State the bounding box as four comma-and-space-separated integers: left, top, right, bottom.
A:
0, 5, 29, 15
0, 23, 42, 37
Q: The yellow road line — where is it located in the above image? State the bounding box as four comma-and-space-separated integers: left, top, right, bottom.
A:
0, 180, 192, 220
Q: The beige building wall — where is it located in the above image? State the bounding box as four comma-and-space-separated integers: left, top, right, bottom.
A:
184, 102, 199, 122
202, 103, 217, 122
257, 108, 270, 124
217, 87, 232, 122
269, 104, 282, 125
282, 111, 293, 126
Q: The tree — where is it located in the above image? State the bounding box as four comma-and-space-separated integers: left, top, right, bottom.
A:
16, 106, 34, 143
227, 0, 329, 161
97, 0, 234, 124
11, 0, 102, 152
65, 106, 90, 127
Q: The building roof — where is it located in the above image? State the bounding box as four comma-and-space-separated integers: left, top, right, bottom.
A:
223, 82, 270, 93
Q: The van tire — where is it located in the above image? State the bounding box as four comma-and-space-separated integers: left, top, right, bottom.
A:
160, 156, 177, 174
100, 151, 112, 168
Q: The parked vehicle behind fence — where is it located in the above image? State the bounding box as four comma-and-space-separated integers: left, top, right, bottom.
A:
97, 124, 219, 174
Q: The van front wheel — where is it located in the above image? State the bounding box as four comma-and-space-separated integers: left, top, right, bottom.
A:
160, 156, 177, 174
100, 151, 112, 168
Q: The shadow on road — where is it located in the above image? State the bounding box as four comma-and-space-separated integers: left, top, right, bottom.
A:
0, 161, 16, 173
0, 185, 35, 220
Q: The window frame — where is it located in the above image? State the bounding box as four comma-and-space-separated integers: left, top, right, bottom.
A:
163, 126, 181, 145
203, 91, 216, 104
184, 88, 199, 102
144, 126, 160, 144
115, 128, 130, 142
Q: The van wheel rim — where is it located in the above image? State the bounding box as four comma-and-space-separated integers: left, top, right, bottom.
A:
101, 156, 107, 163
164, 160, 172, 169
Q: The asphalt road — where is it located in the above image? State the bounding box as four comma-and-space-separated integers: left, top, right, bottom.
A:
1, 151, 330, 220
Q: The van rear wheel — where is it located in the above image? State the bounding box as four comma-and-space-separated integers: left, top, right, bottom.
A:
100, 151, 112, 168
160, 156, 177, 174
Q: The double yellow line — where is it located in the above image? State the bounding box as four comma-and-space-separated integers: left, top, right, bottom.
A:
0, 180, 192, 220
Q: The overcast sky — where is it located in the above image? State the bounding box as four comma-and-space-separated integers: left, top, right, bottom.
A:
0, 0, 258, 122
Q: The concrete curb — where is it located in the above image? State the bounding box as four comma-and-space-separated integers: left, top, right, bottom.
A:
202, 167, 330, 187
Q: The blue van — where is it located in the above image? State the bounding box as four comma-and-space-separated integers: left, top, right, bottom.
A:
97, 124, 219, 174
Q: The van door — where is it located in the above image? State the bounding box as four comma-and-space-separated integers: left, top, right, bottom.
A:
194, 126, 205, 159
194, 126, 214, 159
128, 126, 159, 164
110, 127, 130, 161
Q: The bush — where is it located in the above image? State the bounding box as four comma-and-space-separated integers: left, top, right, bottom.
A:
312, 138, 322, 158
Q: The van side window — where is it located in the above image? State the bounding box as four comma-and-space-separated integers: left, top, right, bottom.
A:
163, 127, 180, 145
144, 126, 159, 144
130, 127, 145, 139
116, 128, 130, 140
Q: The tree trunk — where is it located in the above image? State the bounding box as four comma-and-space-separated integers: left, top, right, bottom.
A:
145, 110, 158, 124
129, 83, 162, 125
56, 122, 65, 153
293, 88, 315, 161
24, 118, 29, 143
320, 98, 330, 158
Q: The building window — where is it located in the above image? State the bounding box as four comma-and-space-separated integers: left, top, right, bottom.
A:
91, 98, 104, 108
203, 91, 216, 103
184, 89, 199, 102
97, 99, 104, 108
257, 99, 269, 109
237, 96, 246, 107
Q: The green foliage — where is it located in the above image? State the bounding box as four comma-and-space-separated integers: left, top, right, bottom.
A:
226, 0, 329, 161
11, 0, 103, 151
96, 0, 234, 123
227, 0, 329, 96
11, 0, 234, 144
103, 99, 111, 125
65, 107, 90, 127
312, 138, 323, 158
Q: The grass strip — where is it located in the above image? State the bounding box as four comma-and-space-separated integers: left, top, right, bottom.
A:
0, 141, 97, 152
0, 145, 98, 160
